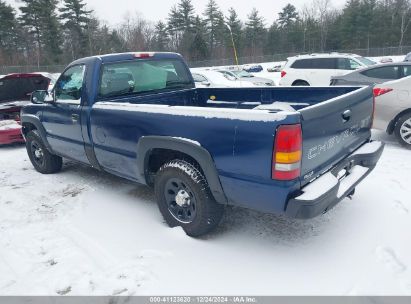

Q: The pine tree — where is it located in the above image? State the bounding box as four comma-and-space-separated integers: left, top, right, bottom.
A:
59, 0, 92, 59
19, 0, 62, 65
177, 0, 195, 31
245, 8, 266, 56
154, 21, 170, 51
226, 8, 243, 57
190, 16, 208, 61
0, 1, 18, 58
277, 4, 299, 28
203, 0, 224, 55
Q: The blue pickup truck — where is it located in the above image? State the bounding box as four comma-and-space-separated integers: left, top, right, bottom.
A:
21, 52, 384, 236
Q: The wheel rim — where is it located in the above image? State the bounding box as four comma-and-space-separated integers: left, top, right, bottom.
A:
31, 141, 45, 167
164, 178, 197, 224
400, 118, 411, 145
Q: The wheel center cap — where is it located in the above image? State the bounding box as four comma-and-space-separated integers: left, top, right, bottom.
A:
175, 190, 191, 207
34, 148, 43, 158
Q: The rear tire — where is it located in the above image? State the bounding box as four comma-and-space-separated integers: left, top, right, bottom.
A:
26, 130, 63, 174
154, 160, 224, 237
394, 113, 411, 149
292, 80, 310, 86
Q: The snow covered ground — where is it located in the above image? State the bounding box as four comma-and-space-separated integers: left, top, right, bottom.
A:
0, 131, 410, 296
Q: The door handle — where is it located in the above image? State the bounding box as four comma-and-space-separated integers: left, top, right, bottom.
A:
342, 110, 352, 122
71, 114, 80, 123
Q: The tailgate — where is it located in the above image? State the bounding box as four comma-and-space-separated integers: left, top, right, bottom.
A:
299, 86, 373, 186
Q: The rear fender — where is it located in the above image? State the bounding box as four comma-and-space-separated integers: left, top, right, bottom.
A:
387, 108, 411, 134
137, 136, 228, 204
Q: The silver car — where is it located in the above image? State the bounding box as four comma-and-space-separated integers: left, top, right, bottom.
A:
218, 70, 275, 86
330, 62, 411, 86
373, 76, 411, 148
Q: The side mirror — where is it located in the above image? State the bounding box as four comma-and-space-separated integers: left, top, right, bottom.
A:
201, 81, 211, 87
31, 90, 54, 104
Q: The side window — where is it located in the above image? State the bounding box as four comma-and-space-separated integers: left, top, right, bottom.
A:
311, 58, 336, 69
402, 66, 411, 77
349, 59, 362, 70
291, 59, 312, 69
55, 65, 85, 102
361, 66, 400, 79
193, 74, 207, 83
337, 58, 361, 70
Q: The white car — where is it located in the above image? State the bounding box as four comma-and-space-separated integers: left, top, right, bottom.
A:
191, 70, 254, 88
218, 70, 275, 86
373, 76, 411, 148
279, 53, 376, 86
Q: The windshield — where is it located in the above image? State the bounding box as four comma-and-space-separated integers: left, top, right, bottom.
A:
232, 70, 254, 78
0, 76, 50, 103
355, 57, 376, 66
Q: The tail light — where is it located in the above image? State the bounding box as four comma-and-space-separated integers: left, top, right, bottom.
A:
272, 124, 302, 181
281, 71, 287, 78
372, 87, 392, 127
373, 87, 393, 97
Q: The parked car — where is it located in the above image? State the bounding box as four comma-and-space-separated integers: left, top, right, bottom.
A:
405, 52, 411, 62
330, 62, 411, 86
0, 73, 56, 145
191, 70, 254, 88
280, 53, 376, 86
22, 52, 383, 237
218, 70, 275, 86
267, 64, 284, 72
380, 57, 393, 63
243, 64, 263, 73
373, 76, 411, 148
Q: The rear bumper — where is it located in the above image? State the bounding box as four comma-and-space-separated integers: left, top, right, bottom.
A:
286, 141, 385, 219
0, 127, 25, 145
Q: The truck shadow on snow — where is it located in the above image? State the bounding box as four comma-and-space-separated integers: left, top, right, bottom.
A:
60, 160, 337, 243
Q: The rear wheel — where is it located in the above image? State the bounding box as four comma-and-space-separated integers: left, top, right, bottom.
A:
292, 80, 310, 86
394, 113, 411, 149
154, 160, 224, 237
26, 130, 63, 174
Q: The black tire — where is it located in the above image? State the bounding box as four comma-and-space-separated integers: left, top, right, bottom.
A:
154, 160, 224, 237
292, 80, 310, 86
26, 130, 63, 174
394, 113, 411, 149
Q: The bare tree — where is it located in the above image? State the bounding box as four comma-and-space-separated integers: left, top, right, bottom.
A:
117, 12, 155, 51
399, 1, 411, 51
313, 0, 333, 52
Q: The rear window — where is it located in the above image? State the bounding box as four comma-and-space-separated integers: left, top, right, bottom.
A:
361, 66, 400, 79
99, 59, 193, 99
0, 76, 49, 103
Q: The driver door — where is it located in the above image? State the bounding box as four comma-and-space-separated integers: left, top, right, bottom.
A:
41, 65, 89, 164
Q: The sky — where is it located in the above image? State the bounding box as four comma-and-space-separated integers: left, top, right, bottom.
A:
9, 0, 346, 27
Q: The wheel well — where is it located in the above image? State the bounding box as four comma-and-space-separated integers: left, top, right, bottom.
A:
292, 80, 310, 86
387, 108, 411, 134
22, 122, 37, 136
146, 148, 203, 186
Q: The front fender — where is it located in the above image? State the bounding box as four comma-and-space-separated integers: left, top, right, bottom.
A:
137, 136, 228, 204
21, 114, 53, 152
